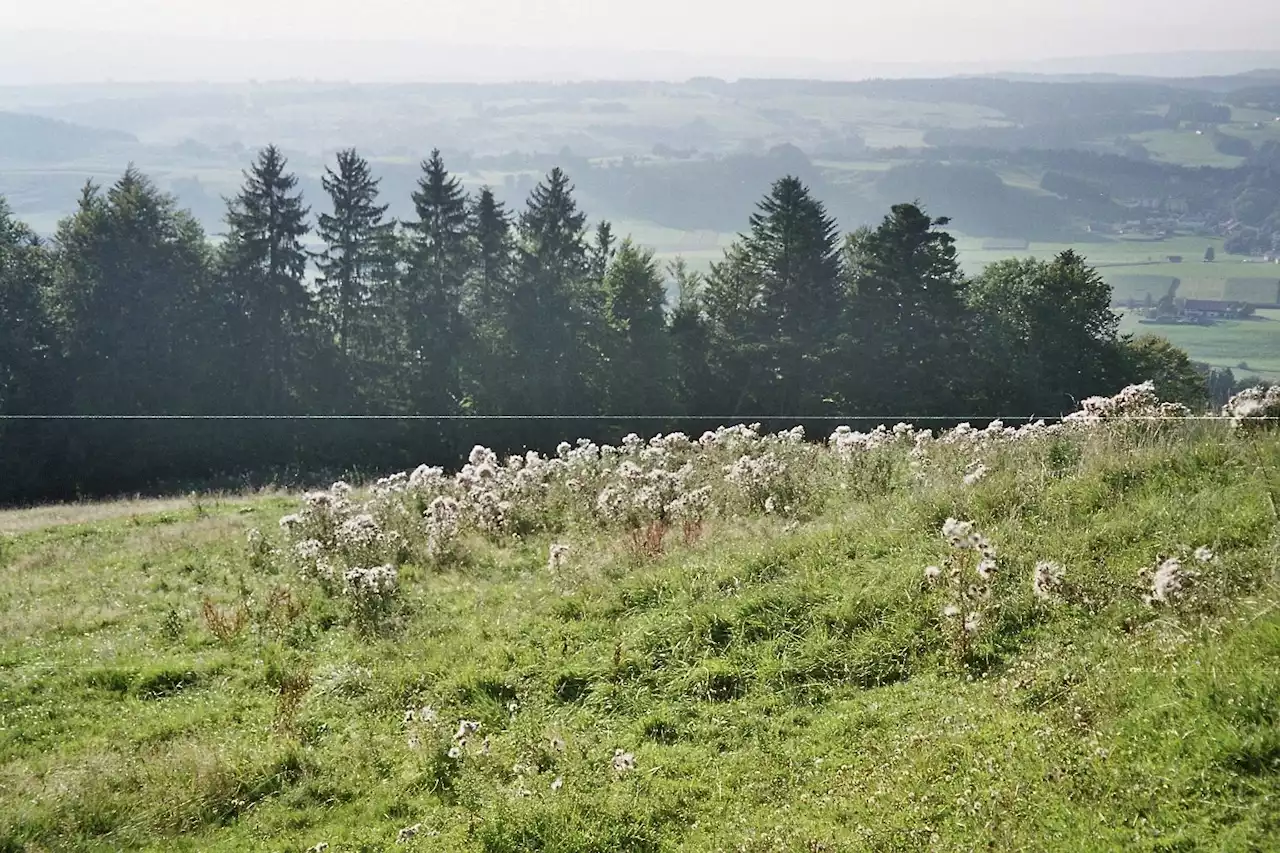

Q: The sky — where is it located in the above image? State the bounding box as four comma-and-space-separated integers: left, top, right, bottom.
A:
4, 0, 1280, 82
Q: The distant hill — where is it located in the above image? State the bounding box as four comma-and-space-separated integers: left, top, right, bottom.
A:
988, 67, 1280, 93
0, 111, 136, 163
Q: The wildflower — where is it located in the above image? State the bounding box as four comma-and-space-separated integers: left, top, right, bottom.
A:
396, 823, 422, 844
764, 496, 777, 514
447, 746, 462, 760
278, 513, 302, 533
314, 556, 338, 583
407, 733, 421, 750
507, 700, 520, 714
976, 557, 997, 581
942, 604, 961, 618
337, 513, 382, 551
963, 614, 981, 634
295, 539, 322, 561
551, 775, 564, 792
1032, 561, 1065, 601
612, 748, 637, 773
342, 565, 399, 599
310, 844, 329, 853
963, 462, 989, 486
968, 583, 992, 603
1193, 545, 1215, 564
924, 565, 942, 584
1222, 385, 1280, 429
408, 464, 444, 489
547, 543, 570, 572
667, 486, 713, 523
424, 496, 461, 558
419, 706, 438, 724
454, 720, 481, 741
1146, 557, 1192, 605
942, 517, 974, 547
403, 709, 416, 724
550, 736, 566, 752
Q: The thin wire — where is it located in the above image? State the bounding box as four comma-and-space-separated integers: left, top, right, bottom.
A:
0, 412, 1259, 420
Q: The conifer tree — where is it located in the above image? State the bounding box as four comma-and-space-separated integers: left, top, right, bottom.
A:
511, 168, 594, 415
404, 149, 471, 413
702, 242, 766, 415
468, 187, 514, 316
602, 238, 672, 415
666, 257, 714, 415
743, 175, 843, 414
316, 148, 394, 361
221, 145, 313, 412
588, 219, 616, 285
465, 187, 516, 410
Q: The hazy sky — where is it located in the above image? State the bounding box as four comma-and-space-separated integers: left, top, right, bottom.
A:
3, 0, 1278, 85
10, 0, 1280, 63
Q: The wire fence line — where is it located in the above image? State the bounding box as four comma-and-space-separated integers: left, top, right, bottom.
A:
0, 414, 1263, 422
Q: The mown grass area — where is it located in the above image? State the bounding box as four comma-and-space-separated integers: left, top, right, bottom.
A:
2, 422, 1279, 852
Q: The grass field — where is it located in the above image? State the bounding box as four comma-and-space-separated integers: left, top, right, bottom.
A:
1127, 129, 1246, 168
2, 411, 1279, 851
1118, 309, 1280, 380
956, 235, 1280, 304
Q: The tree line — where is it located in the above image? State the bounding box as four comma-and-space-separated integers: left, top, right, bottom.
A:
0, 146, 1207, 503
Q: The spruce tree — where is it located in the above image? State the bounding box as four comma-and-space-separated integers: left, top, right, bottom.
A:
316, 148, 393, 359
743, 175, 842, 415
511, 168, 594, 415
221, 145, 313, 412
602, 238, 672, 415
468, 187, 513, 316
465, 187, 516, 411
588, 219, 616, 285
702, 242, 766, 416
666, 257, 714, 416
404, 149, 471, 414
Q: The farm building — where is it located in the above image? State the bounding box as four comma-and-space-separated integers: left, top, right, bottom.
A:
1180, 299, 1247, 319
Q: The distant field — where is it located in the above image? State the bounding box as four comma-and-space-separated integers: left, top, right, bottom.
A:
611, 218, 737, 272
954, 234, 1280, 380
1105, 274, 1177, 304
1117, 308, 1280, 381
956, 235, 1280, 296
1128, 129, 1245, 168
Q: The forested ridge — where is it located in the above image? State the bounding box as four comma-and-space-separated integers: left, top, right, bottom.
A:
0, 146, 1211, 503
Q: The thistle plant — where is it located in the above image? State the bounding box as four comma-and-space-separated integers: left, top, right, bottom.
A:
925, 518, 999, 661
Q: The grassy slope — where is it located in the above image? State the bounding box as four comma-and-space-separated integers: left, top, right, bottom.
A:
2, 429, 1280, 852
